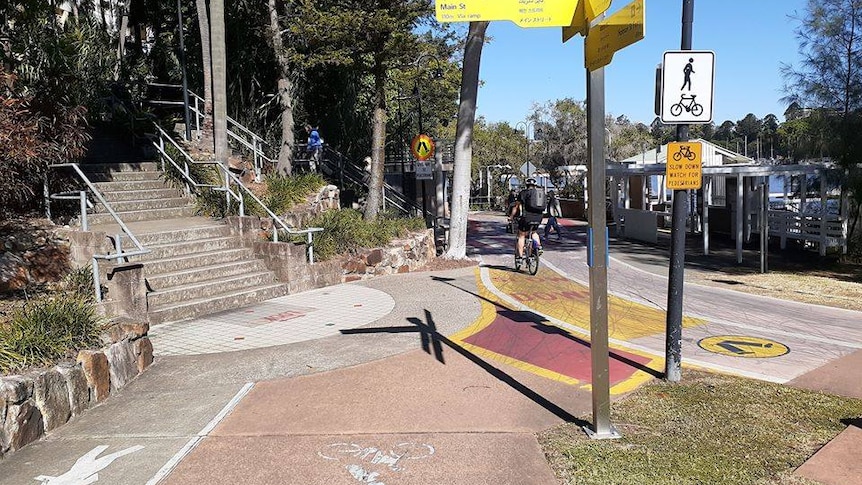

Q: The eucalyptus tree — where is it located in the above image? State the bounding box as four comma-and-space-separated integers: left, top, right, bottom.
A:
209, 0, 228, 162
446, 20, 489, 259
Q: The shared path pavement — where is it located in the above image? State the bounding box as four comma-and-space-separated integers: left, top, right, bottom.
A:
1, 212, 860, 484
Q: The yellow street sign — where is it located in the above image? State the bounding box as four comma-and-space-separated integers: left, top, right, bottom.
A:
563, 0, 611, 43
411, 134, 435, 161
698, 335, 790, 359
584, 0, 645, 71
665, 141, 702, 190
435, 1, 580, 28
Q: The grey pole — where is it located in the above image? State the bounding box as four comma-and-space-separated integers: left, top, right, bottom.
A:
583, 13, 619, 441
665, 0, 694, 383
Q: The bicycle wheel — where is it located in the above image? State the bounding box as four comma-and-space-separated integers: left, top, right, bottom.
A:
527, 252, 539, 275
672, 151, 682, 162
691, 103, 703, 117
670, 103, 682, 116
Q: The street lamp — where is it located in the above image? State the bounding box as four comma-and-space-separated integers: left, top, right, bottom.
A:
412, 53, 444, 135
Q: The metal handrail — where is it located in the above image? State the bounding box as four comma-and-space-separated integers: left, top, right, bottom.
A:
46, 164, 151, 302
150, 124, 323, 263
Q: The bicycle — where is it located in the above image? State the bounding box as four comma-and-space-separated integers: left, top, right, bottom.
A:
670, 94, 703, 117
514, 222, 541, 276
672, 145, 697, 161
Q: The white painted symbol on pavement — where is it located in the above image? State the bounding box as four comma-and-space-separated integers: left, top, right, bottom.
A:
34, 445, 144, 485
318, 442, 435, 484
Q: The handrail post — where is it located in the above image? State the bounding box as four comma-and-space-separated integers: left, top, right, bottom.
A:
114, 234, 127, 263
80, 191, 88, 231
273, 224, 279, 242
194, 95, 200, 133
307, 232, 314, 264
92, 257, 102, 302
159, 137, 165, 171
44, 173, 51, 220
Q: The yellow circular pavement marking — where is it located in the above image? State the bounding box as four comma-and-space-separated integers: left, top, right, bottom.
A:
698, 335, 790, 358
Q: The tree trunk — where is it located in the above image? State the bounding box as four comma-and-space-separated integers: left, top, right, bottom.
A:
209, 0, 229, 164
114, 0, 131, 81
268, 0, 295, 176
195, 0, 213, 151
364, 59, 387, 220
445, 21, 489, 259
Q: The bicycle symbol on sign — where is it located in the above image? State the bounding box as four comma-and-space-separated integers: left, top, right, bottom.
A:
670, 94, 703, 117
672, 144, 697, 162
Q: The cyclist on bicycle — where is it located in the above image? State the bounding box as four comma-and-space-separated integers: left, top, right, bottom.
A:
509, 177, 544, 264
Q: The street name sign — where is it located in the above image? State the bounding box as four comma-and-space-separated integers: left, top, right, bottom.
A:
660, 50, 715, 124
435, 1, 580, 28
584, 0, 645, 71
562, 0, 611, 42
665, 141, 702, 190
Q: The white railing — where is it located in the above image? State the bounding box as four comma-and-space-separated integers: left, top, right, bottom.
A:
764, 210, 847, 254
185, 90, 275, 183
150, 124, 323, 263
46, 164, 150, 302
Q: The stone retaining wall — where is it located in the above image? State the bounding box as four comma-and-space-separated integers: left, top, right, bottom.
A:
0, 319, 153, 460
341, 229, 436, 282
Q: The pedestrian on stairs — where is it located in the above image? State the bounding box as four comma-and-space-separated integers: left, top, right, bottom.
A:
305, 124, 323, 172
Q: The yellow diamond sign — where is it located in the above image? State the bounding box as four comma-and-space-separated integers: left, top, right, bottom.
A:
435, 1, 581, 28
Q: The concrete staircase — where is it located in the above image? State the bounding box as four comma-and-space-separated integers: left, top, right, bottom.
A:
79, 162, 289, 324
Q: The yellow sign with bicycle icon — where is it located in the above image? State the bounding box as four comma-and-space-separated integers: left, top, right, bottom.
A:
666, 142, 702, 190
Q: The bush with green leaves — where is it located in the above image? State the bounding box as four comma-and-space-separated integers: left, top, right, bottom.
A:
261, 173, 327, 215
296, 209, 426, 261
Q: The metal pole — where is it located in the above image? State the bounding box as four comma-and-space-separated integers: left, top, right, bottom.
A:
761, 180, 768, 273
177, 0, 192, 141
583, 14, 619, 441
665, 0, 694, 383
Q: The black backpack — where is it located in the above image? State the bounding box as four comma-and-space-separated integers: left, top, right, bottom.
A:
525, 188, 546, 213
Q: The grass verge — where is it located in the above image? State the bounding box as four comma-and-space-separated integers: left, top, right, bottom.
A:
539, 371, 862, 485
296, 209, 426, 261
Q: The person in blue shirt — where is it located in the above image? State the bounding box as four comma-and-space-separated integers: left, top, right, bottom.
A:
305, 124, 323, 172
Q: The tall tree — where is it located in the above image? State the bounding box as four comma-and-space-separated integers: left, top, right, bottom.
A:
267, 0, 296, 175
209, 0, 228, 163
194, 0, 213, 150
446, 20, 489, 259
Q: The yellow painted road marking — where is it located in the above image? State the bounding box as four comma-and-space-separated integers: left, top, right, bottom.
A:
698, 335, 790, 358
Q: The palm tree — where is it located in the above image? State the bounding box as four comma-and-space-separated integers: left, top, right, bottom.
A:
446, 21, 489, 259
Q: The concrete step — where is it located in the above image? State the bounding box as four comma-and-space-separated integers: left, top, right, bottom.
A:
147, 271, 278, 308
148, 283, 289, 325
145, 260, 269, 290
93, 197, 191, 214
139, 248, 255, 274
79, 162, 161, 173
134, 223, 233, 247
136, 236, 242, 261
85, 171, 163, 183
93, 180, 169, 192
86, 206, 198, 226
101, 188, 184, 202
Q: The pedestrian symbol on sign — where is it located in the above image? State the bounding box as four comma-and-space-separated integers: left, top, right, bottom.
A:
681, 57, 694, 91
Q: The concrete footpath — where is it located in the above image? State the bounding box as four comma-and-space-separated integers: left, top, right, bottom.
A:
1, 213, 861, 484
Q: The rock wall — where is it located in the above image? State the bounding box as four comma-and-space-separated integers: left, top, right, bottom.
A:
0, 220, 72, 293
342, 229, 436, 282
0, 319, 153, 460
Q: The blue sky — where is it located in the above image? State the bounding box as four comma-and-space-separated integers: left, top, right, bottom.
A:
473, 0, 809, 126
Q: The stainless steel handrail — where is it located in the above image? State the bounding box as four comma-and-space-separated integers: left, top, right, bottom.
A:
151, 124, 323, 263
47, 164, 151, 302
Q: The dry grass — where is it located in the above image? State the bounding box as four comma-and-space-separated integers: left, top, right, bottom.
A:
539, 371, 862, 485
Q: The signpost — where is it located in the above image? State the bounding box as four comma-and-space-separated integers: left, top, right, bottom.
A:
666, 141, 702, 190
435, 1, 580, 28
563, 0, 612, 41
660, 50, 715, 124
584, 0, 645, 71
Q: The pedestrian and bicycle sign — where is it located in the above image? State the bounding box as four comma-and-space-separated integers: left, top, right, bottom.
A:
698, 335, 790, 358
660, 50, 715, 124
665, 141, 702, 190
411, 134, 434, 161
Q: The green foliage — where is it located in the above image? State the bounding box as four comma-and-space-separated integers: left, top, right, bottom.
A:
261, 173, 327, 215
297, 209, 425, 261
0, 296, 104, 374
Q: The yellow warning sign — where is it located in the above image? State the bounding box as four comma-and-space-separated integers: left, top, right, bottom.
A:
666, 141, 702, 190
698, 335, 790, 358
411, 134, 434, 161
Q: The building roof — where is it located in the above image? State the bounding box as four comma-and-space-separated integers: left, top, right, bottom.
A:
620, 139, 753, 166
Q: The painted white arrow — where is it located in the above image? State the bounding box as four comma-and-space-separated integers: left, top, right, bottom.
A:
34, 445, 144, 485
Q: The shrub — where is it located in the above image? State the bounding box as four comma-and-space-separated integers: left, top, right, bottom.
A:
0, 296, 104, 374
298, 209, 426, 261
261, 172, 327, 215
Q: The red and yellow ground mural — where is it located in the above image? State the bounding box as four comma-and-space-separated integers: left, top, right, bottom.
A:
450, 267, 705, 394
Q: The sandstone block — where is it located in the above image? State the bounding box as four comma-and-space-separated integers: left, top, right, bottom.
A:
104, 319, 150, 344
1, 375, 33, 404
134, 337, 154, 373
33, 369, 71, 432
2, 400, 44, 452
106, 341, 138, 390
366, 249, 384, 266
56, 364, 90, 417
77, 350, 110, 402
